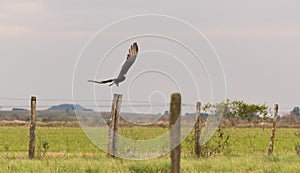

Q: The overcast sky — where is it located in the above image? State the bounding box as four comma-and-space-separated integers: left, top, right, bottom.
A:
0, 1, 299, 112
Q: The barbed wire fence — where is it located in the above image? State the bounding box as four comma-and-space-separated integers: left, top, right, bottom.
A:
0, 97, 297, 111
0, 96, 193, 158
0, 96, 299, 160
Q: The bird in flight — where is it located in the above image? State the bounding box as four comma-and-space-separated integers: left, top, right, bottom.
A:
88, 42, 139, 87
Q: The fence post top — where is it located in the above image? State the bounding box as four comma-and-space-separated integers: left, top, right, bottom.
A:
31, 96, 36, 101
171, 93, 181, 99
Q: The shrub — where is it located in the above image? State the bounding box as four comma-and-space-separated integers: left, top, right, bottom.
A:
182, 126, 231, 157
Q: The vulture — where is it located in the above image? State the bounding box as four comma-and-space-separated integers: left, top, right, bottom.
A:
88, 42, 139, 87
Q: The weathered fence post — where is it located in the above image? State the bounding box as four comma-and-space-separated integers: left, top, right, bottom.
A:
170, 93, 181, 173
268, 104, 279, 155
28, 96, 36, 159
107, 94, 122, 158
194, 102, 201, 158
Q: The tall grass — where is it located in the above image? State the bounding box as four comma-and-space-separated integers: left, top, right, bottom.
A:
1, 127, 298, 154
0, 126, 299, 172
1, 153, 299, 173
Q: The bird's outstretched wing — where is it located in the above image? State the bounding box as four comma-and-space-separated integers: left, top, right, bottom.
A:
88, 79, 114, 84
127, 42, 138, 60
117, 42, 139, 78
88, 42, 138, 86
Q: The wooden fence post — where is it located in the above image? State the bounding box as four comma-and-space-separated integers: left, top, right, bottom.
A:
268, 104, 279, 155
108, 94, 122, 157
170, 93, 181, 173
194, 102, 201, 158
28, 96, 36, 159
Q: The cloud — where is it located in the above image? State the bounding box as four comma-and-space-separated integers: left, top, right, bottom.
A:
45, 31, 93, 39
0, 25, 31, 36
0, 14, 8, 19
0, 1, 44, 15
203, 28, 300, 39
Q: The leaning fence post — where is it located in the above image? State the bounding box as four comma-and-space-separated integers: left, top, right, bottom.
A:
268, 104, 279, 155
28, 96, 36, 159
108, 94, 122, 158
194, 102, 201, 158
170, 93, 181, 173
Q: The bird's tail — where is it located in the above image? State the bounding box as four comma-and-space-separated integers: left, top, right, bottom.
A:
88, 79, 115, 84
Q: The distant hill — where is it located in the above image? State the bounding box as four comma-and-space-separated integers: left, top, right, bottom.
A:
47, 104, 93, 111
12, 108, 28, 111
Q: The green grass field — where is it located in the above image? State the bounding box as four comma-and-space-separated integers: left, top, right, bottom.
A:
0, 126, 299, 172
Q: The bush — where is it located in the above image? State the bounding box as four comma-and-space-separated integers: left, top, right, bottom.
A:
295, 144, 300, 156
182, 126, 231, 157
36, 135, 49, 159
199, 127, 230, 157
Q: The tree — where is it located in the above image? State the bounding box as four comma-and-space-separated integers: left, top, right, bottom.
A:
203, 99, 268, 120
291, 106, 300, 116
